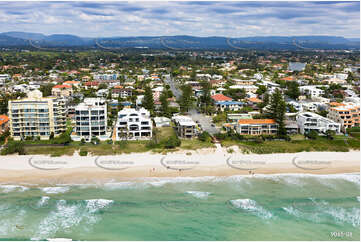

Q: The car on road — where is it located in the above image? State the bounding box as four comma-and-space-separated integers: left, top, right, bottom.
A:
211, 124, 215, 127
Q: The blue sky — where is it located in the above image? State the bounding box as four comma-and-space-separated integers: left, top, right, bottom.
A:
0, 1, 359, 38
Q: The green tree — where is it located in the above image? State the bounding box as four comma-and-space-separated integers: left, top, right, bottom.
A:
40, 83, 55, 97
179, 84, 193, 112
159, 89, 170, 117
199, 81, 212, 114
285, 81, 300, 100
268, 89, 286, 136
256, 85, 267, 95
143, 85, 154, 113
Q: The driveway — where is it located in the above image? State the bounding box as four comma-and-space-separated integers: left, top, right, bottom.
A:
165, 74, 219, 135
188, 109, 219, 135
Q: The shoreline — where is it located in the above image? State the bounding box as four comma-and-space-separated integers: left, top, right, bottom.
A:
0, 149, 359, 185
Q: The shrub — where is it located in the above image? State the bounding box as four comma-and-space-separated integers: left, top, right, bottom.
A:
1, 141, 26, 155
80, 138, 86, 145
117, 140, 128, 149
49, 132, 54, 140
164, 136, 181, 149
305, 130, 319, 140
91, 137, 100, 145
198, 131, 211, 142
79, 149, 88, 156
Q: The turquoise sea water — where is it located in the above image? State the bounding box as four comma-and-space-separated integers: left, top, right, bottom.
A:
0, 173, 359, 241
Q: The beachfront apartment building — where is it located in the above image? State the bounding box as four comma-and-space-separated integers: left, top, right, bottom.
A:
115, 108, 152, 140
327, 103, 360, 132
8, 90, 67, 140
74, 98, 107, 141
296, 112, 341, 135
236, 119, 278, 135
172, 115, 197, 139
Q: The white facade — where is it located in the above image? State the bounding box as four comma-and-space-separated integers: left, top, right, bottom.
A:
8, 90, 66, 140
296, 112, 341, 134
115, 108, 152, 140
74, 98, 107, 141
0, 74, 10, 86
299, 86, 324, 98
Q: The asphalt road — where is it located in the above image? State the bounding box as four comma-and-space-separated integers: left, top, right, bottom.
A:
165, 74, 220, 135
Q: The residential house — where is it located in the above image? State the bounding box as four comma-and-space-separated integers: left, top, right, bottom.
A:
84, 81, 99, 90
112, 87, 133, 99
0, 115, 9, 134
154, 117, 171, 127
211, 94, 243, 111
52, 84, 73, 97
115, 108, 152, 140
229, 85, 258, 93
299, 86, 325, 98
172, 115, 197, 139
236, 119, 278, 135
296, 112, 341, 134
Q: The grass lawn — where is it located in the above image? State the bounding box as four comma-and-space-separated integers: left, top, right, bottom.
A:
24, 145, 78, 157
180, 139, 215, 150
220, 134, 359, 154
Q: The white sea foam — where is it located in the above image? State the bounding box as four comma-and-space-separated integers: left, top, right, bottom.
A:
325, 206, 360, 228
85, 199, 113, 213
186, 191, 210, 199
41, 186, 69, 194
0, 185, 29, 193
37, 196, 50, 207
31, 198, 109, 240
230, 198, 273, 219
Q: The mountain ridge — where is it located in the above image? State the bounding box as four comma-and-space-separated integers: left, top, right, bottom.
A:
0, 31, 359, 50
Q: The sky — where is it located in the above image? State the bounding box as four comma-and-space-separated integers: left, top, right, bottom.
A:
0, 1, 359, 38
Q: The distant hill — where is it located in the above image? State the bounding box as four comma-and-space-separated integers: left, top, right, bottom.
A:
0, 32, 359, 50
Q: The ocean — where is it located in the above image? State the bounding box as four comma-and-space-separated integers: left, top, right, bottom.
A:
0, 173, 359, 241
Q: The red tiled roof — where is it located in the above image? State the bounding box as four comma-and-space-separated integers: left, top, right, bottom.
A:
85, 81, 99, 86
211, 94, 232, 102
248, 97, 262, 103
238, 119, 276, 124
0, 115, 9, 126
53, 84, 72, 89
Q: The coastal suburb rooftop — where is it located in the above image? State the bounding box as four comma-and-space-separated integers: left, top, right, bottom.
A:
238, 119, 276, 124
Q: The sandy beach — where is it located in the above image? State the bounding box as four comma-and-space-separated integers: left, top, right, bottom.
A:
0, 147, 359, 185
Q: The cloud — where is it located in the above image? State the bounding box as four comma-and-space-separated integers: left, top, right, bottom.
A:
0, 1, 358, 38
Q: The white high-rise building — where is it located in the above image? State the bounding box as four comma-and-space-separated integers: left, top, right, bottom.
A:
74, 98, 107, 141
115, 108, 152, 140
8, 90, 66, 140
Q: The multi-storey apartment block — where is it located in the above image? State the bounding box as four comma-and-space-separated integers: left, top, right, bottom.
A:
74, 98, 107, 141
296, 112, 341, 134
236, 119, 278, 135
8, 90, 66, 140
115, 108, 152, 140
172, 115, 197, 139
327, 103, 360, 132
